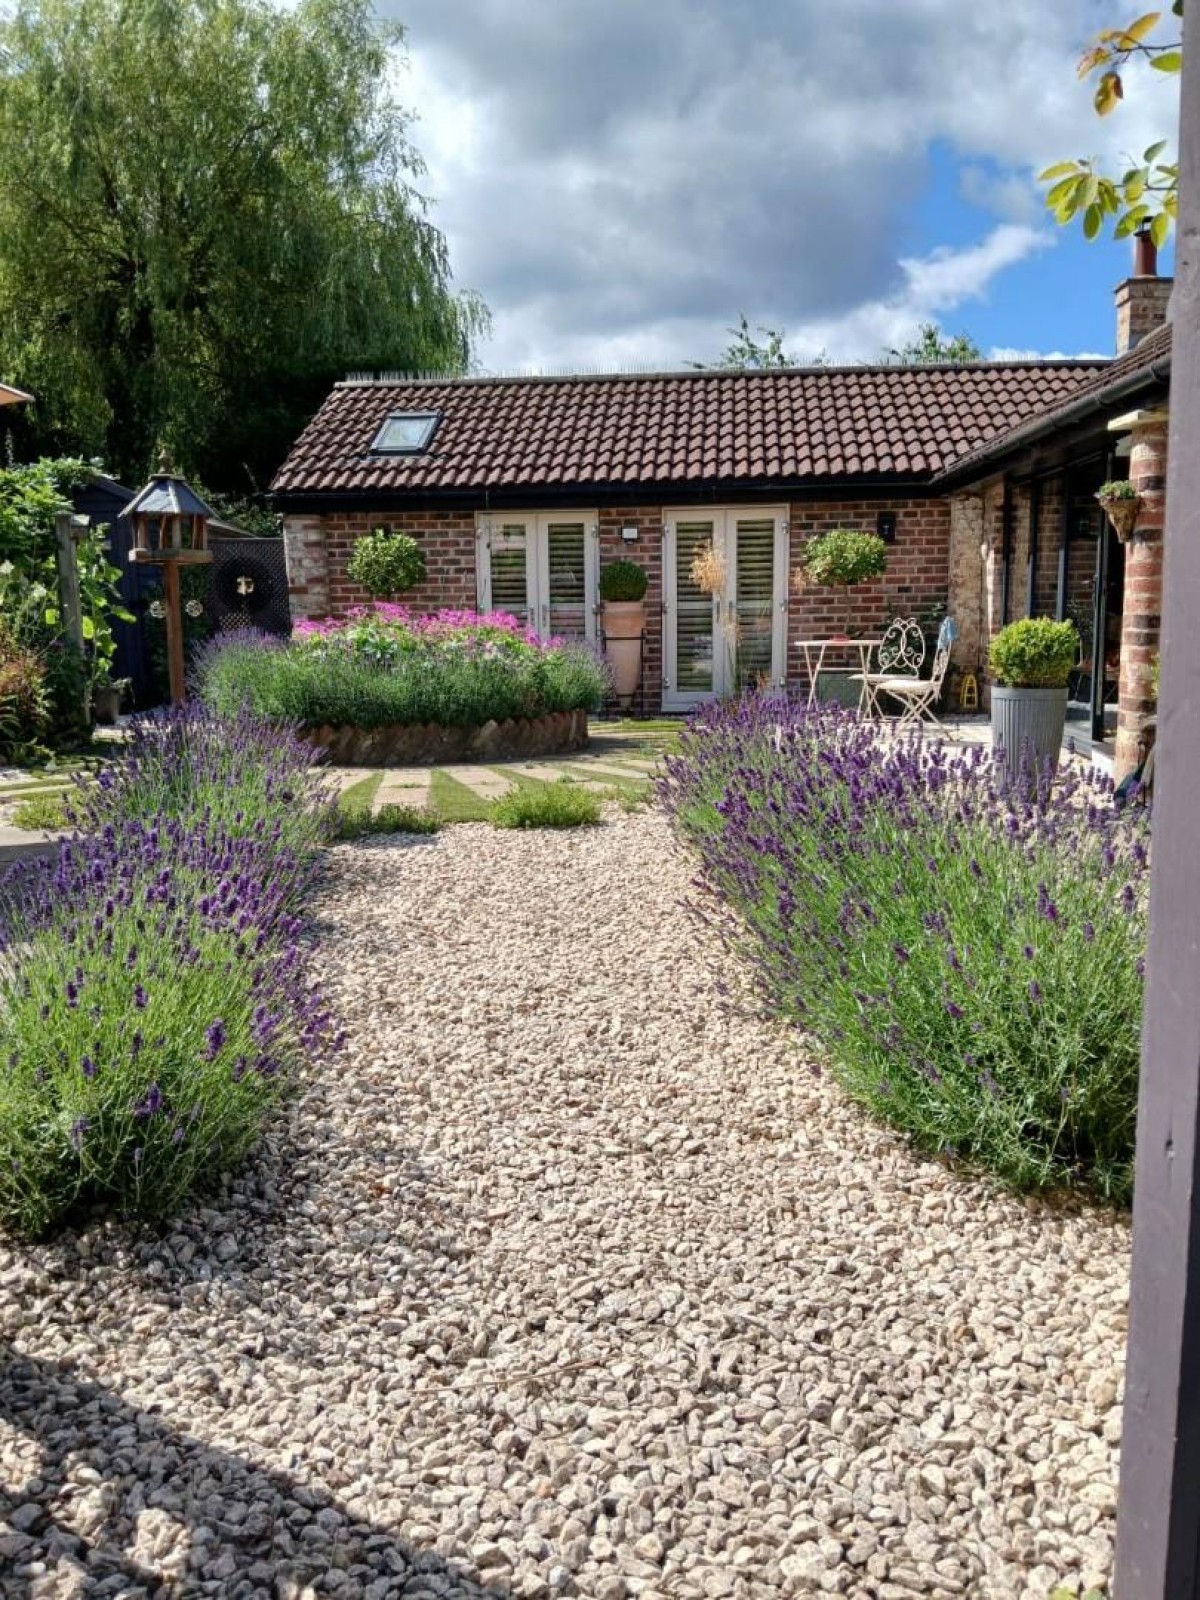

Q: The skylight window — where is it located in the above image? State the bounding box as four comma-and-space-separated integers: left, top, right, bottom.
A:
370, 411, 440, 454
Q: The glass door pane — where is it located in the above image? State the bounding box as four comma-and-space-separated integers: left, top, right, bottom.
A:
675, 520, 717, 694
489, 522, 534, 626
730, 517, 776, 692
544, 520, 588, 640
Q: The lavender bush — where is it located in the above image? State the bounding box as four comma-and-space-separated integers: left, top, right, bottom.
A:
660, 700, 1149, 1203
0, 705, 340, 1236
71, 695, 336, 861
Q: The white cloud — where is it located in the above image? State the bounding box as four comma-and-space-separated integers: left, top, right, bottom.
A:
387, 0, 1181, 370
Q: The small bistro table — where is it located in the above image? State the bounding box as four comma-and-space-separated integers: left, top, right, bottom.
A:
795, 637, 883, 712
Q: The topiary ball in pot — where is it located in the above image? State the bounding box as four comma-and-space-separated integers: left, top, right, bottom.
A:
599, 561, 648, 706
347, 528, 427, 599
988, 617, 1078, 780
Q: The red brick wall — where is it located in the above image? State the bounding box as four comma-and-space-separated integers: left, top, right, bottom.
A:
1116, 418, 1167, 779
788, 498, 952, 662
320, 510, 478, 616
598, 508, 664, 712
1033, 476, 1064, 620
292, 495, 952, 712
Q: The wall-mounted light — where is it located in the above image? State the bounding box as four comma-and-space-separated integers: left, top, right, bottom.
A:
876, 510, 897, 543
621, 523, 639, 543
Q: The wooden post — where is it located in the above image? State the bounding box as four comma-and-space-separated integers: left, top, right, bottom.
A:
54, 512, 85, 654
162, 560, 186, 706
1113, 2, 1200, 1592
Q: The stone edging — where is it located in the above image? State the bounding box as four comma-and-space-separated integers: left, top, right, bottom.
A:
302, 708, 590, 767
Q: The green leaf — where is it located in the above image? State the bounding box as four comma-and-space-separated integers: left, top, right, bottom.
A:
1046, 176, 1081, 208
1039, 161, 1081, 181
81, 615, 96, 640
1084, 203, 1104, 239
43, 605, 59, 626
1150, 210, 1171, 247
1150, 49, 1183, 69
1144, 139, 1168, 162
1115, 203, 1151, 236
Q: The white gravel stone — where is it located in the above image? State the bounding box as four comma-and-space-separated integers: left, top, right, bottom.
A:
0, 809, 1128, 1598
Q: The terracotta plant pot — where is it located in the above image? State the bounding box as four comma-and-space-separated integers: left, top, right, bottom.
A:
602, 600, 646, 705
1098, 495, 1142, 543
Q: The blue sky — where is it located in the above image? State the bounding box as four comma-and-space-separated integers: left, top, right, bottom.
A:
907, 145, 1176, 360
388, 0, 1181, 371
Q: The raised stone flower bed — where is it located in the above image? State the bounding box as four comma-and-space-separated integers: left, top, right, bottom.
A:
302, 707, 590, 766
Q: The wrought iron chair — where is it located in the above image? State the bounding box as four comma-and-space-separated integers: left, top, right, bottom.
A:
876, 617, 959, 731
852, 617, 926, 717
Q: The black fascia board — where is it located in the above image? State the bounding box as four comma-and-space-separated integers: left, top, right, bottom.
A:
269, 472, 937, 515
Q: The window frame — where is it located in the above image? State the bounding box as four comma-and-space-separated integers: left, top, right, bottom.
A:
368, 410, 441, 455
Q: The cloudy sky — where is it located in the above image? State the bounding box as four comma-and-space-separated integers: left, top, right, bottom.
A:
381, 0, 1180, 372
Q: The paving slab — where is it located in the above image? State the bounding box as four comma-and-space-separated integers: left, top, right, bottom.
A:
441, 765, 516, 799
553, 758, 657, 782
0, 825, 63, 865
494, 763, 611, 789
374, 777, 432, 812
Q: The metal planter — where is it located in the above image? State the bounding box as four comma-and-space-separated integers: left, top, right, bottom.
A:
990, 685, 1069, 777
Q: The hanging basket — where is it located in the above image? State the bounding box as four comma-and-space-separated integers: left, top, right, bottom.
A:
1097, 493, 1143, 543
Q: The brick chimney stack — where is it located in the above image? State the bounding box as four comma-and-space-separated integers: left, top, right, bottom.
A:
1115, 223, 1173, 354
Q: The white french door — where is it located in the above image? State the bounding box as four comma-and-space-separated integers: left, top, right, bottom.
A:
662, 507, 789, 710
476, 512, 599, 643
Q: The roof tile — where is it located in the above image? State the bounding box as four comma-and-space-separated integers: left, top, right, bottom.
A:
271, 361, 1111, 500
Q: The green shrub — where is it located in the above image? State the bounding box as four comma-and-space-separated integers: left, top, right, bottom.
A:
10, 792, 66, 831
337, 801, 440, 839
1096, 479, 1138, 501
989, 618, 1079, 688
491, 781, 602, 829
660, 699, 1148, 1204
802, 528, 888, 588
599, 560, 648, 602
0, 628, 52, 762
347, 528, 427, 597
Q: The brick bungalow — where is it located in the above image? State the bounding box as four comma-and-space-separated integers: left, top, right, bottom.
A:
271, 242, 1172, 775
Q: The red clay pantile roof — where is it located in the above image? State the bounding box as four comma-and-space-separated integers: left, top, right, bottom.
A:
270, 361, 1111, 501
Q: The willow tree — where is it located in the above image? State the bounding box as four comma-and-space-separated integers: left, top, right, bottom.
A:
0, 0, 485, 490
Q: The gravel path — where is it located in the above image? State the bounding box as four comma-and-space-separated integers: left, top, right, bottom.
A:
1, 811, 1128, 1599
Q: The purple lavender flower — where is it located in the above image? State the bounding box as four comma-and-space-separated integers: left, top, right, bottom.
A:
70, 1116, 90, 1152
134, 984, 148, 1010
1028, 980, 1043, 1004
81, 1055, 98, 1080
945, 1002, 965, 1021
133, 1083, 165, 1119
204, 1019, 227, 1060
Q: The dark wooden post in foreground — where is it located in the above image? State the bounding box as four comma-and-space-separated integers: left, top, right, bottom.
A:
124, 450, 214, 705
1113, 4, 1200, 1593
